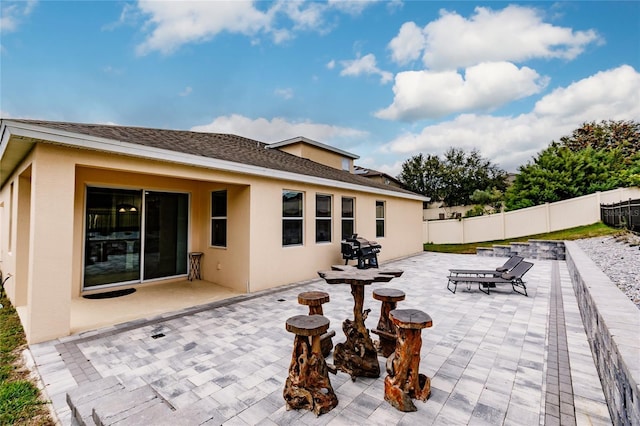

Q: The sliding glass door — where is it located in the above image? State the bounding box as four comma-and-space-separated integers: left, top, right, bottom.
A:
84, 188, 142, 287
143, 191, 188, 280
84, 187, 188, 289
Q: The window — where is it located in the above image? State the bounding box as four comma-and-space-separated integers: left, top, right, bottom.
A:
341, 158, 350, 171
283, 190, 303, 246
341, 197, 355, 240
316, 194, 332, 243
211, 190, 227, 247
376, 200, 385, 238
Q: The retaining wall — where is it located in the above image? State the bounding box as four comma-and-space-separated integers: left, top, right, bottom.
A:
564, 241, 640, 425
476, 239, 566, 260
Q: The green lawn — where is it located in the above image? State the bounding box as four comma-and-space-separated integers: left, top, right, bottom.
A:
424, 222, 622, 254
0, 297, 54, 425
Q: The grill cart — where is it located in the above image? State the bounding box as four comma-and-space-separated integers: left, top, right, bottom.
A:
340, 235, 381, 269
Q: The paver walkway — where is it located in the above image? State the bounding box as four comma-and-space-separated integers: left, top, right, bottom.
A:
28, 252, 612, 425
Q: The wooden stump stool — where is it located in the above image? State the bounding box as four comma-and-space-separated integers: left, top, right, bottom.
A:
384, 309, 432, 412
283, 315, 338, 416
298, 291, 336, 357
371, 288, 406, 357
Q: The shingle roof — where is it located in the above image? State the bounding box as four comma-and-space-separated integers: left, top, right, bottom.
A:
7, 119, 419, 197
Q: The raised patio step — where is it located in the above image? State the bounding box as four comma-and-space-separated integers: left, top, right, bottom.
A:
67, 376, 227, 425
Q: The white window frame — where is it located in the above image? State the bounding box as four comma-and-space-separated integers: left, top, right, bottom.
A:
282, 190, 304, 246
341, 197, 355, 240
210, 190, 227, 248
315, 194, 332, 243
376, 200, 385, 238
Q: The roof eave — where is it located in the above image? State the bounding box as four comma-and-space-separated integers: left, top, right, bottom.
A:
0, 120, 427, 202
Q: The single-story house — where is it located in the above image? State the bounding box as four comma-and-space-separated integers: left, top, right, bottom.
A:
0, 119, 427, 343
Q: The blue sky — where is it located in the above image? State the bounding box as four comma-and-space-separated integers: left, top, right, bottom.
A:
1, 1, 639, 175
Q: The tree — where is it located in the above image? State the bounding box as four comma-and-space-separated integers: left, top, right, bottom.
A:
559, 120, 639, 160
397, 148, 508, 206
439, 148, 508, 207
396, 153, 443, 198
465, 188, 504, 217
504, 144, 640, 211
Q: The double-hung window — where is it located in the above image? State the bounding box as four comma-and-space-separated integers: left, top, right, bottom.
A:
315, 194, 332, 243
211, 190, 227, 247
341, 197, 355, 240
283, 190, 303, 246
376, 200, 385, 238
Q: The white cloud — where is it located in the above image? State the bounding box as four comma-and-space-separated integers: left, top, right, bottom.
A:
378, 65, 640, 173
103, 66, 124, 75
326, 59, 336, 69
421, 5, 601, 70
388, 22, 424, 65
191, 114, 368, 144
133, 0, 378, 55
340, 54, 393, 84
376, 62, 548, 121
135, 1, 272, 55
274, 88, 294, 99
179, 86, 192, 97
386, 5, 601, 71
0, 0, 37, 33
328, 0, 377, 16
534, 65, 640, 121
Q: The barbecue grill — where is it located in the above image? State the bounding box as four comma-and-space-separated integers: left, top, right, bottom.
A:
340, 235, 381, 269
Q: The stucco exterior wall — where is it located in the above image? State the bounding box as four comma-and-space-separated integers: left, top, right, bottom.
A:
275, 142, 351, 171
1, 142, 423, 342
247, 181, 423, 292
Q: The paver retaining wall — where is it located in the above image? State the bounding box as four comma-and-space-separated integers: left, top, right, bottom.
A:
564, 241, 640, 425
476, 239, 566, 260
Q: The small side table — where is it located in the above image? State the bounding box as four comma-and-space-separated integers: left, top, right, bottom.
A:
188, 252, 203, 281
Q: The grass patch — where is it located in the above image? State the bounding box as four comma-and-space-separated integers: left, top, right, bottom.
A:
0, 297, 54, 425
424, 222, 622, 254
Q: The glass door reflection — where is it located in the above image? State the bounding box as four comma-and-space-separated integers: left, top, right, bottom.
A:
84, 188, 141, 288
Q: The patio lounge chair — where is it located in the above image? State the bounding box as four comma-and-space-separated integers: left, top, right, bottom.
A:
447, 260, 533, 296
448, 255, 524, 277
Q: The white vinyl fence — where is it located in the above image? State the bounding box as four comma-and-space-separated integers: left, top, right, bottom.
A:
423, 187, 640, 244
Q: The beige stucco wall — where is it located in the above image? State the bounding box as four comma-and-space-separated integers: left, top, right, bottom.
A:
247, 181, 423, 292
1, 141, 423, 342
276, 142, 352, 171
423, 187, 640, 244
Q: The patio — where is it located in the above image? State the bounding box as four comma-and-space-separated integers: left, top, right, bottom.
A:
28, 251, 612, 425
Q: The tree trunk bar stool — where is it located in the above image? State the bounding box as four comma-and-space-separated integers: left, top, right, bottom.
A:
317, 265, 403, 380
297, 291, 336, 357
371, 288, 406, 357
384, 308, 433, 412
187, 252, 203, 281
283, 314, 338, 416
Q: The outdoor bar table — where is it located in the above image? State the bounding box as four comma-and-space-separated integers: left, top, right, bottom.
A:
317, 264, 403, 380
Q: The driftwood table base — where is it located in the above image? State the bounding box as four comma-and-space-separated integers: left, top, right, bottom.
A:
332, 309, 380, 380
318, 265, 404, 381
283, 315, 338, 416
384, 309, 433, 412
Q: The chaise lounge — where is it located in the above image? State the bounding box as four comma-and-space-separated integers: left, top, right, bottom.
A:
447, 260, 533, 296
448, 255, 524, 277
